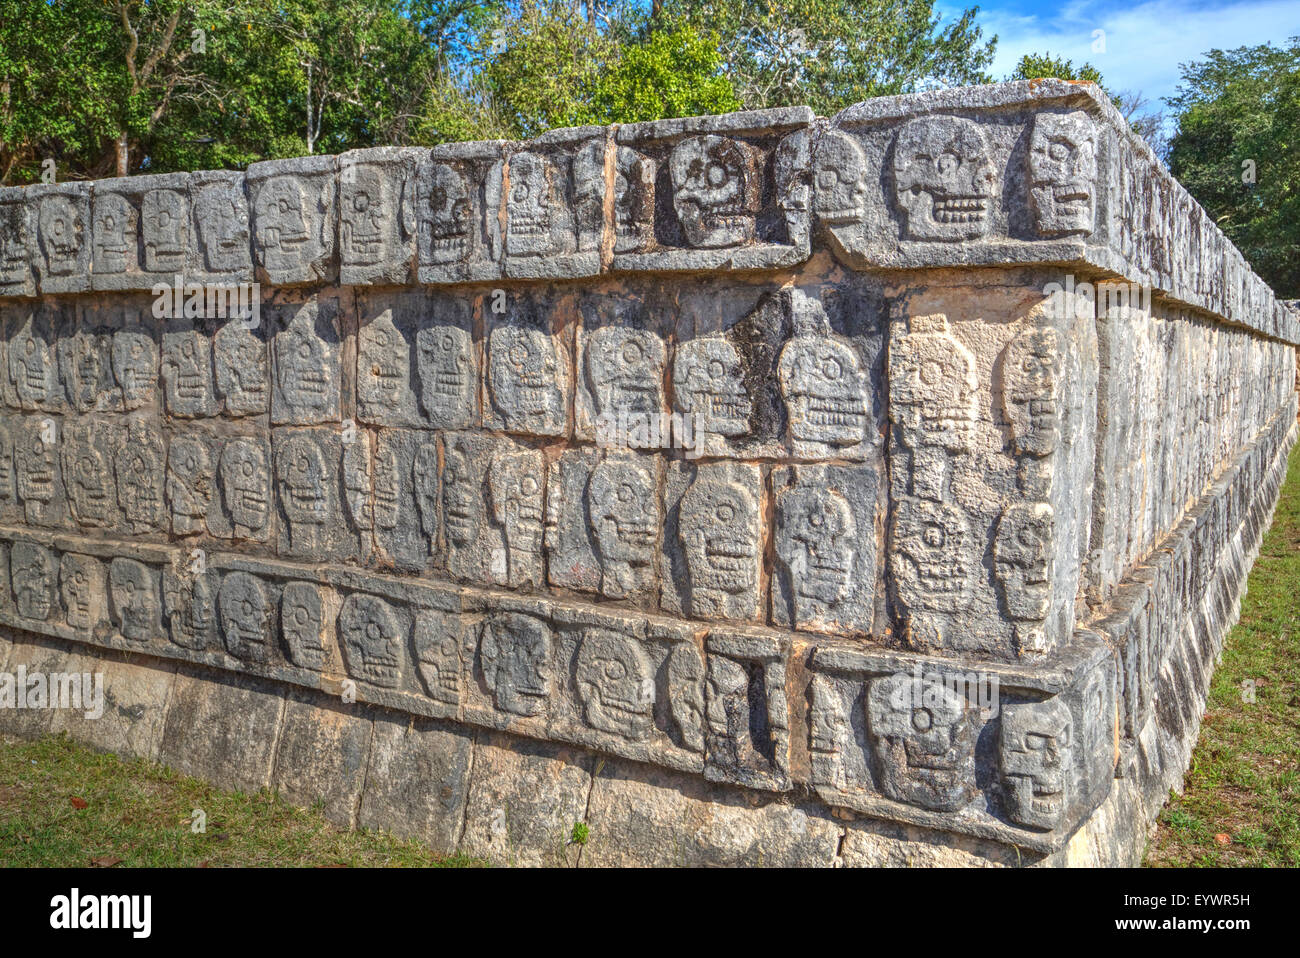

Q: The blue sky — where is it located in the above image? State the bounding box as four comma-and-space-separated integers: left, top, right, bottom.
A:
938, 0, 1300, 102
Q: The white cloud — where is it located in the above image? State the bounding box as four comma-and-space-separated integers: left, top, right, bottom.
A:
939, 0, 1300, 102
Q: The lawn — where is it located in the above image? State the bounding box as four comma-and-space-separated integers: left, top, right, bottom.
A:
0, 732, 481, 867
1144, 440, 1300, 866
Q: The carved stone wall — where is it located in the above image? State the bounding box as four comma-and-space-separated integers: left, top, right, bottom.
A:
0, 80, 1295, 866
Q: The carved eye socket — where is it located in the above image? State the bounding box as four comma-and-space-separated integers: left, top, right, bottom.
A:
445, 466, 460, 483
621, 342, 642, 364
922, 523, 946, 548
508, 343, 528, 365
292, 608, 309, 626
240, 460, 254, 477
521, 476, 539, 495
1049, 142, 1070, 161
296, 453, 310, 472
920, 359, 943, 385
429, 187, 447, 208
297, 341, 311, 359
821, 357, 842, 380
441, 333, 454, 351
74, 571, 86, 586
706, 162, 728, 187
912, 707, 933, 732
809, 509, 824, 528
816, 171, 838, 189
617, 482, 635, 503
512, 183, 530, 203
439, 637, 457, 655
353, 193, 370, 212
366, 622, 381, 640
707, 359, 725, 380
716, 503, 735, 522
936, 153, 959, 175
603, 660, 627, 681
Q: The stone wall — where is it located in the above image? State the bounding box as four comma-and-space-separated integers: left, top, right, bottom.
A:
0, 79, 1295, 866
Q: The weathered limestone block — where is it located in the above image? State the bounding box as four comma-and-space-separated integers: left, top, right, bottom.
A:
0, 83, 1296, 867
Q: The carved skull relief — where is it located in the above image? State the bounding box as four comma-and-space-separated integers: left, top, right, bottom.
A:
193, 182, 250, 272
1028, 111, 1097, 236
60, 553, 105, 631
275, 308, 334, 419
142, 188, 188, 272
776, 486, 856, 613
339, 165, 389, 267
866, 673, 977, 811
413, 609, 462, 705
587, 458, 658, 598
411, 440, 439, 546
488, 324, 563, 433
219, 438, 270, 537
891, 498, 974, 615
0, 201, 32, 293
213, 322, 268, 416
163, 569, 214, 651
421, 162, 471, 265
276, 433, 329, 551
339, 593, 404, 688
14, 422, 57, 521
358, 311, 410, 415
441, 438, 479, 554
12, 542, 55, 621
218, 571, 271, 662
585, 326, 666, 420
479, 612, 551, 716
8, 315, 54, 408
999, 698, 1072, 830
893, 115, 997, 241
62, 427, 113, 527
613, 147, 654, 252
281, 581, 327, 671
93, 192, 136, 274
109, 558, 159, 644
254, 177, 311, 268
679, 475, 760, 618
110, 328, 157, 410
812, 129, 870, 226
38, 194, 85, 275
669, 135, 760, 248
506, 152, 553, 256
61, 328, 112, 412
487, 448, 544, 586
575, 629, 654, 740
416, 323, 473, 425
778, 335, 870, 450
993, 501, 1055, 653
809, 675, 850, 788
1001, 325, 1064, 458
673, 336, 752, 438
666, 642, 705, 753
114, 423, 165, 533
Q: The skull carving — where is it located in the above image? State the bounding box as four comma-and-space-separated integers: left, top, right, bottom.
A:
487, 448, 544, 587
505, 152, 553, 256
62, 427, 113, 527
613, 147, 654, 252
778, 336, 870, 451
488, 324, 563, 433
1001, 325, 1063, 458
109, 558, 160, 644
994, 501, 1055, 652
575, 629, 654, 740
163, 568, 214, 651
12, 542, 55, 620
416, 323, 473, 425
60, 553, 105, 631
421, 162, 471, 265
673, 336, 752, 439
1000, 698, 1072, 830
810, 675, 850, 787
812, 130, 870, 226
0, 422, 12, 503
0, 201, 32, 293
372, 443, 400, 532
585, 326, 666, 420
666, 642, 705, 752
93, 192, 136, 274
1028, 111, 1097, 236
773, 130, 811, 247
14, 421, 57, 520
866, 673, 977, 810
339, 165, 389, 267
8, 315, 54, 408
776, 486, 856, 616
254, 176, 311, 268
358, 311, 409, 415
891, 498, 974, 616
161, 322, 216, 417
479, 612, 551, 717
893, 115, 997, 241
213, 322, 268, 416
669, 135, 760, 248
218, 571, 271, 662
110, 328, 158, 409
586, 458, 658, 598
193, 182, 250, 272
166, 436, 213, 535
441, 438, 479, 553
411, 440, 439, 546
38, 194, 85, 274
414, 609, 462, 705
219, 438, 270, 537
275, 307, 334, 419
281, 582, 327, 671
142, 189, 187, 272
276, 433, 329, 552
61, 328, 112, 412
114, 423, 165, 532
339, 594, 404, 687
679, 475, 760, 619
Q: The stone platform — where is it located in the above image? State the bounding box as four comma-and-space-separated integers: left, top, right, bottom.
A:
0, 79, 1295, 865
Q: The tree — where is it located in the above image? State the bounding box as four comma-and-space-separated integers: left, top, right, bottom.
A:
1166, 39, 1300, 297
664, 0, 997, 113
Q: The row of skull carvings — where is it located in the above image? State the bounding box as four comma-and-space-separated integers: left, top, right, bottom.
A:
0, 108, 1105, 299
0, 295, 878, 457
0, 526, 1105, 833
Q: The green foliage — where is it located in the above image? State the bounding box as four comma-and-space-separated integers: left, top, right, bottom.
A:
666, 0, 997, 113
570, 821, 590, 845
1008, 52, 1105, 88
1166, 39, 1300, 298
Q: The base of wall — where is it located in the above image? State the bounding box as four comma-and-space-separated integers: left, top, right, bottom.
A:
2, 418, 1292, 867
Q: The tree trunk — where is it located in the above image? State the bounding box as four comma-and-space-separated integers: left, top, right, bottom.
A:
116, 133, 129, 176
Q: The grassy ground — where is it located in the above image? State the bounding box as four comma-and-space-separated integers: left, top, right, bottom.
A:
1144, 441, 1300, 867
0, 733, 482, 867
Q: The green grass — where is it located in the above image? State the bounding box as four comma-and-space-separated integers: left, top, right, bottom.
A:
0, 733, 483, 867
1144, 440, 1300, 867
